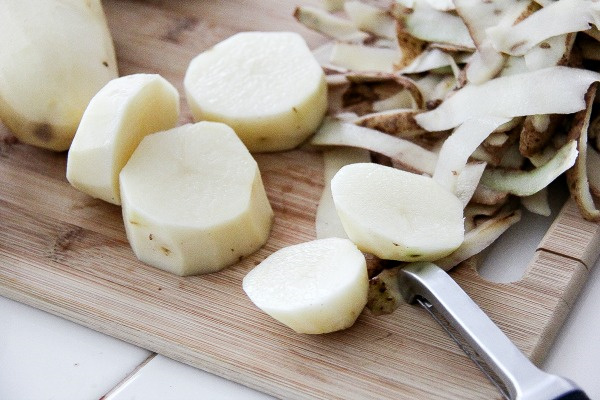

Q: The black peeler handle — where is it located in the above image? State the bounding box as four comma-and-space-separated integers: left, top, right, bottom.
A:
553, 389, 590, 400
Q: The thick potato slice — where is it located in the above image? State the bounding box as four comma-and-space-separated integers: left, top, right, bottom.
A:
331, 163, 464, 261
119, 122, 274, 276
184, 31, 327, 152
0, 0, 117, 151
66, 74, 180, 205
243, 238, 368, 334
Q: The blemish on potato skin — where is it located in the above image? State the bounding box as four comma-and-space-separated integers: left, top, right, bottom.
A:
149, 234, 154, 240
160, 246, 172, 256
509, 40, 528, 54
102, 61, 109, 67
539, 42, 551, 49
34, 123, 53, 142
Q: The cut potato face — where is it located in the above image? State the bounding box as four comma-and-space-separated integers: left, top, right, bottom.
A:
0, 0, 118, 151
184, 31, 327, 152
331, 163, 464, 261
243, 237, 368, 334
66, 74, 180, 205
119, 122, 274, 276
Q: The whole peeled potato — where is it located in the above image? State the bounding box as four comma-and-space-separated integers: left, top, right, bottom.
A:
0, 0, 118, 151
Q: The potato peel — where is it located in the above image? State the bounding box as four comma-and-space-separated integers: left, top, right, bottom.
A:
481, 140, 578, 196
436, 209, 522, 270
566, 84, 600, 221
415, 66, 600, 131
487, 0, 600, 56
311, 118, 437, 174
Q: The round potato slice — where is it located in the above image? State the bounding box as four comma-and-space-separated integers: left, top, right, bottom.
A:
184, 31, 328, 152
66, 74, 180, 205
119, 121, 274, 276
331, 163, 464, 261
243, 237, 368, 334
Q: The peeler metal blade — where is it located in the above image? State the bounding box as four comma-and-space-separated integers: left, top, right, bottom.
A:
397, 262, 589, 400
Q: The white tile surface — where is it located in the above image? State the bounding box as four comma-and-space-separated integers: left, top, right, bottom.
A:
105, 355, 272, 400
0, 296, 151, 400
543, 260, 600, 397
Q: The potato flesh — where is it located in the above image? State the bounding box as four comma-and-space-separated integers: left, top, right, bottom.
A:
119, 122, 273, 276
184, 32, 327, 152
66, 74, 180, 205
0, 0, 117, 151
331, 163, 464, 261
243, 238, 368, 334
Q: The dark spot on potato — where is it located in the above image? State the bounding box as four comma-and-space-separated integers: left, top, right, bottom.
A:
509, 40, 528, 54
129, 220, 139, 225
34, 123, 53, 142
102, 61, 109, 67
160, 246, 172, 256
539, 42, 551, 49
238, 255, 244, 262
409, 254, 421, 258
292, 107, 298, 113
392, 242, 399, 247
149, 234, 154, 240
231, 248, 235, 252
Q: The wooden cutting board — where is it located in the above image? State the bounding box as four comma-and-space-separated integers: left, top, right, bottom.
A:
1, 1, 600, 399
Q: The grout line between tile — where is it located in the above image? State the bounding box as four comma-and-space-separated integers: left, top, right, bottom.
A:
99, 352, 158, 400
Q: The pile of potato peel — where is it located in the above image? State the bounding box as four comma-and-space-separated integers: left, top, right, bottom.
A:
296, 0, 600, 315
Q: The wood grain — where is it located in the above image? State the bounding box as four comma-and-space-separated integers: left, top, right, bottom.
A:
1, 1, 600, 399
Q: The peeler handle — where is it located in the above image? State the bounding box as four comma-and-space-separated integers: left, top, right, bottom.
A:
552, 389, 590, 400
397, 262, 589, 400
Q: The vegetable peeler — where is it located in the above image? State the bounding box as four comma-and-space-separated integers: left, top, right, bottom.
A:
397, 262, 589, 400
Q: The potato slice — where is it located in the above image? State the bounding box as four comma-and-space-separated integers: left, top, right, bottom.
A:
66, 74, 180, 205
184, 31, 327, 152
331, 163, 464, 261
0, 0, 117, 151
119, 122, 273, 276
243, 238, 368, 334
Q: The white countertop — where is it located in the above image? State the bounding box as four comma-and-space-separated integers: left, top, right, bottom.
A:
2, 202, 600, 400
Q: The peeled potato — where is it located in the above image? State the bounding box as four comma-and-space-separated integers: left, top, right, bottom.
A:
243, 237, 368, 334
0, 0, 118, 151
184, 31, 327, 152
119, 122, 273, 276
331, 163, 464, 261
66, 74, 180, 205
